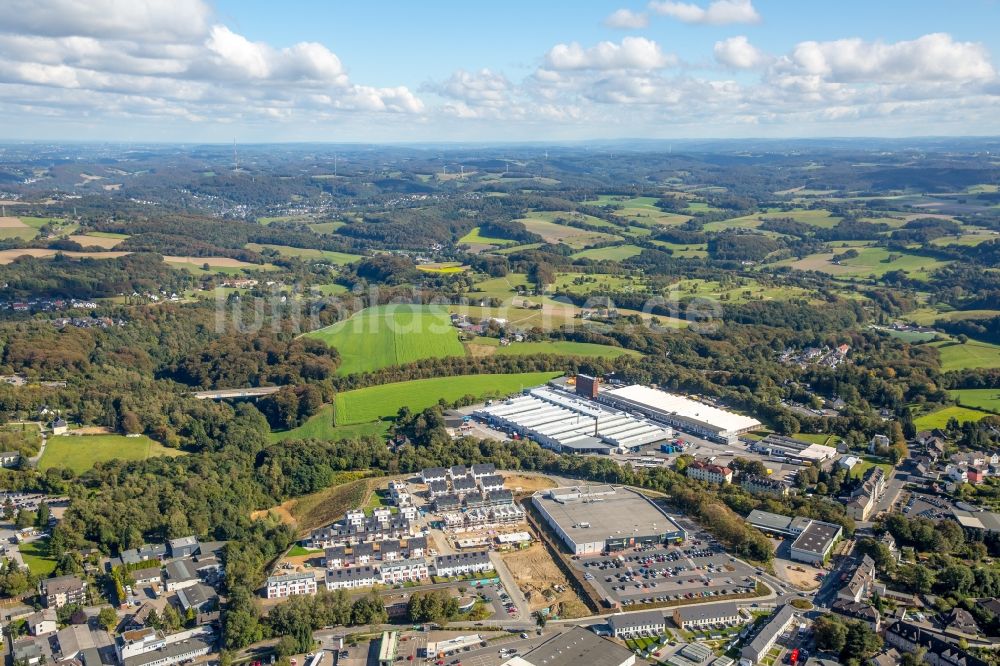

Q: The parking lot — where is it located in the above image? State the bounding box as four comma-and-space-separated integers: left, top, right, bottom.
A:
901, 491, 952, 521
572, 537, 759, 609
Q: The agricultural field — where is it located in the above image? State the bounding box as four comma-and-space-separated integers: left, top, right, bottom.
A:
931, 339, 1000, 371
517, 216, 621, 249
38, 434, 185, 474
457, 226, 518, 246
667, 278, 814, 303
163, 256, 277, 275
245, 243, 363, 264
416, 262, 468, 274
465, 336, 641, 359
304, 304, 466, 376
570, 244, 642, 261
0, 216, 40, 241
449, 303, 581, 331
914, 405, 990, 431
67, 233, 127, 248
778, 246, 950, 279
0, 249, 130, 264
650, 240, 708, 258
552, 272, 647, 295
705, 208, 842, 232
333, 372, 561, 426
951, 388, 1000, 414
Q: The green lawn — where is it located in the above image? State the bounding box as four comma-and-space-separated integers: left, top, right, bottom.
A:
38, 434, 184, 474
270, 405, 391, 442
914, 405, 990, 431
469, 336, 641, 359
19, 538, 58, 576
304, 304, 466, 376
333, 372, 561, 426
286, 545, 323, 557
951, 388, 1000, 414
849, 458, 894, 480
570, 244, 643, 261
932, 339, 1000, 371
245, 243, 362, 264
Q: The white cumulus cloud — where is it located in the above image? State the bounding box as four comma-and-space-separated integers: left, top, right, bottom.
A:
544, 37, 675, 71
603, 9, 649, 29
714, 36, 769, 69
649, 0, 760, 25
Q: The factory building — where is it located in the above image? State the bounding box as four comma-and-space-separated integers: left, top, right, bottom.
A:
474, 386, 672, 454
596, 385, 761, 445
532, 485, 686, 555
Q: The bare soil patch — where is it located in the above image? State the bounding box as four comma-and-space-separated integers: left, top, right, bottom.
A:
0, 217, 29, 228
500, 542, 587, 617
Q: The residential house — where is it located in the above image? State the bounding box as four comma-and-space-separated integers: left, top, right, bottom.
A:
41, 574, 87, 608
448, 465, 470, 480
740, 605, 797, 666
740, 475, 789, 498
869, 434, 890, 453
378, 558, 429, 585
831, 600, 880, 631
13, 637, 42, 666
164, 558, 198, 592
26, 608, 57, 636
943, 607, 980, 636
837, 555, 878, 603
487, 489, 514, 506
50, 418, 68, 435
176, 582, 218, 613
132, 566, 162, 586
607, 610, 666, 638
686, 460, 733, 485
471, 463, 496, 479
265, 572, 317, 599
434, 493, 462, 512
427, 480, 449, 498
120, 543, 167, 567
325, 566, 378, 590
433, 551, 493, 577
671, 602, 741, 629
478, 474, 506, 492
885, 621, 989, 666
167, 536, 199, 558
451, 476, 478, 498
420, 467, 447, 484
0, 451, 20, 468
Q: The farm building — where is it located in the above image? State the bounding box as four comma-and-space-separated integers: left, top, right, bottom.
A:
532, 485, 685, 555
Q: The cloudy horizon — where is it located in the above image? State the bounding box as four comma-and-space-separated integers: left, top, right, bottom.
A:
2, 0, 999, 142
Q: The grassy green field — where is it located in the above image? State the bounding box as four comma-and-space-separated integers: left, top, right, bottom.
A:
705, 208, 842, 232
951, 388, 1000, 414
245, 243, 362, 264
334, 372, 561, 426
270, 405, 393, 442
931, 339, 1000, 371
458, 227, 518, 246
19, 538, 58, 576
914, 405, 990, 430
570, 244, 643, 261
38, 434, 184, 474
849, 458, 894, 480
305, 305, 466, 376
517, 217, 621, 248
468, 336, 641, 359
779, 246, 950, 279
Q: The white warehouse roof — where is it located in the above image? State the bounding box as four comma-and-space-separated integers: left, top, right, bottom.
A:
602, 385, 761, 435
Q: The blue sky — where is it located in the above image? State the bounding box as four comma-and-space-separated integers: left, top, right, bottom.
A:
1, 0, 999, 141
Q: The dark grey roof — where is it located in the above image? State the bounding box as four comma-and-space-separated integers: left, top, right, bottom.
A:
673, 602, 740, 623
744, 605, 796, 659
608, 610, 666, 630
327, 565, 377, 583
515, 626, 633, 666
435, 550, 490, 568
176, 583, 217, 612
165, 558, 197, 582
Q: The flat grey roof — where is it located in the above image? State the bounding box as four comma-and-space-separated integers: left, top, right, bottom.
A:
746, 509, 794, 533
534, 486, 685, 544
791, 520, 841, 556
123, 636, 214, 666
518, 626, 634, 666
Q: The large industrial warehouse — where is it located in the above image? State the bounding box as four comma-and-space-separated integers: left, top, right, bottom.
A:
474, 385, 672, 453
532, 485, 686, 554
596, 384, 761, 445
